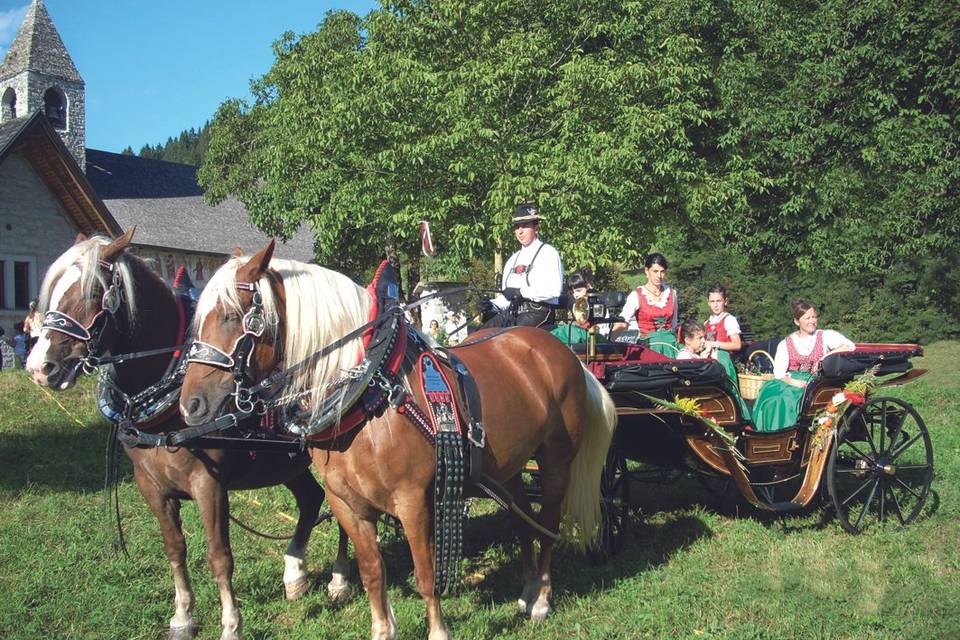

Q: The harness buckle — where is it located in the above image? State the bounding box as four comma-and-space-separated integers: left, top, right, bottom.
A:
235, 383, 256, 414
468, 420, 486, 448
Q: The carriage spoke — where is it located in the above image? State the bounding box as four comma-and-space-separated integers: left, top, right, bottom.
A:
840, 477, 875, 507
893, 476, 922, 500
841, 440, 874, 465
853, 479, 880, 530
878, 481, 886, 522
879, 403, 888, 453
888, 486, 906, 526
860, 424, 880, 459
893, 464, 932, 471
888, 432, 923, 462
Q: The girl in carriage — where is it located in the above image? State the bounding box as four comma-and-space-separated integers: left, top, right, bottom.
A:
613, 253, 679, 356
702, 284, 745, 402
752, 299, 855, 432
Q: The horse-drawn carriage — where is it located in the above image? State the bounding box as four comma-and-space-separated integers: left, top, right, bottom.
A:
29, 232, 935, 640
565, 303, 933, 559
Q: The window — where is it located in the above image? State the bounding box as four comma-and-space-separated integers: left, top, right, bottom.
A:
13, 262, 29, 309
44, 87, 67, 130
0, 257, 35, 310
1, 87, 15, 121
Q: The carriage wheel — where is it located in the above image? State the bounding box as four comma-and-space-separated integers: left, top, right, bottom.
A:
587, 448, 629, 564
827, 396, 933, 534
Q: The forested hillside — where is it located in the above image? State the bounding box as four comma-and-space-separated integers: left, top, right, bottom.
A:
121, 121, 210, 166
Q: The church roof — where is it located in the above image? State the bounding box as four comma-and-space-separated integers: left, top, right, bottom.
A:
0, 110, 119, 235
84, 149, 316, 261
0, 0, 83, 84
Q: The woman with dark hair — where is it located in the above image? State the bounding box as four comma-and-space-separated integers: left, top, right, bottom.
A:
549, 268, 595, 344
752, 299, 855, 432
613, 253, 679, 355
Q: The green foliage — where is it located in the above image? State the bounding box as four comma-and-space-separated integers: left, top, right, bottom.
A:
135, 121, 211, 166
664, 245, 960, 343
199, 1, 737, 273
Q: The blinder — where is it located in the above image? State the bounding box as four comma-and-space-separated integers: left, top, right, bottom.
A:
41, 260, 125, 368
185, 283, 270, 412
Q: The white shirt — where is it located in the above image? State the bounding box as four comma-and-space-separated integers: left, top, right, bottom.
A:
675, 348, 699, 360
773, 329, 855, 379
492, 238, 563, 309
619, 285, 678, 331
706, 312, 741, 337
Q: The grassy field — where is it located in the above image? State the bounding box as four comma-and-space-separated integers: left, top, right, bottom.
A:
1, 343, 958, 639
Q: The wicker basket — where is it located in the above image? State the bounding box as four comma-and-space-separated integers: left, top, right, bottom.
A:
738, 350, 774, 400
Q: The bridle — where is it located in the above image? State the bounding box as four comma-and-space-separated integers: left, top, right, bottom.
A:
184, 281, 270, 413
41, 260, 126, 372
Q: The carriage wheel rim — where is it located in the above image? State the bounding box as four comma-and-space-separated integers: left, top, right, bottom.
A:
827, 397, 933, 533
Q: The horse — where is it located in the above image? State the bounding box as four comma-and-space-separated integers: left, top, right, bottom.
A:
25, 230, 351, 640
178, 240, 618, 640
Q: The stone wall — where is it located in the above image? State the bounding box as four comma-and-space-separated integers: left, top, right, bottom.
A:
0, 71, 85, 170
0, 151, 80, 334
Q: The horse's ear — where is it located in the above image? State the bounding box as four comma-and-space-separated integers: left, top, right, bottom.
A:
232, 247, 244, 257
74, 232, 88, 244
237, 240, 275, 282
101, 227, 136, 262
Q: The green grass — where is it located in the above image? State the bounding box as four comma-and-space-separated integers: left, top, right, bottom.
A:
1, 343, 958, 639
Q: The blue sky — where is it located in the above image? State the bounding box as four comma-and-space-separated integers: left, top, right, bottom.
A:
0, 0, 376, 152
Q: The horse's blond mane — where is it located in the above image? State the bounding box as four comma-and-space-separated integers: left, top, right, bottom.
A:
195, 256, 372, 422
38, 236, 139, 325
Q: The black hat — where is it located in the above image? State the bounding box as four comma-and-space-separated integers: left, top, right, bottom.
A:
512, 202, 543, 225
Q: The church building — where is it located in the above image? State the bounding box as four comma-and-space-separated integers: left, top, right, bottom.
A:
0, 0, 313, 334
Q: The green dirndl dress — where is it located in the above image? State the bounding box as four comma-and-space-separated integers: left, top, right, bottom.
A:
751, 371, 815, 432
713, 349, 752, 422
644, 329, 679, 357
550, 323, 591, 345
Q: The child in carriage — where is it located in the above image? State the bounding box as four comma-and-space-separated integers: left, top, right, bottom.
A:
675, 318, 708, 360
704, 284, 742, 355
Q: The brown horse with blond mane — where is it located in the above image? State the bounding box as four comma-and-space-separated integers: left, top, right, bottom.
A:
178, 240, 617, 640
25, 231, 350, 640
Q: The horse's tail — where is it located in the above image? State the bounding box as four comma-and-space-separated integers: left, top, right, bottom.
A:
561, 363, 617, 550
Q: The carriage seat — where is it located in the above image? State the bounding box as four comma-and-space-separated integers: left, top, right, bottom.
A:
820, 344, 921, 379
602, 354, 727, 392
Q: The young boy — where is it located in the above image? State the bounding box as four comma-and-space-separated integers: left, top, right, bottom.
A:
12, 322, 27, 367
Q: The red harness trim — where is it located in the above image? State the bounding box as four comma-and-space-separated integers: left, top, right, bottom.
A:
306, 261, 407, 443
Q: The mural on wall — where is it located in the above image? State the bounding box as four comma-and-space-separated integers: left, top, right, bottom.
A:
135, 249, 224, 290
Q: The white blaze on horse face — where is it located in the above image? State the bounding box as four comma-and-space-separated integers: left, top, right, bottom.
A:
26, 266, 81, 373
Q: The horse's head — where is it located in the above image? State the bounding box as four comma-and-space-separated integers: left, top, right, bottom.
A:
180, 241, 284, 426
27, 229, 136, 389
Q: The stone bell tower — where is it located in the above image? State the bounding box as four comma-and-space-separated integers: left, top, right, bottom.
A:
0, 0, 85, 170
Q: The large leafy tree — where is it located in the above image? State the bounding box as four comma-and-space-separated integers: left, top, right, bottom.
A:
200, 0, 957, 284
199, 0, 744, 276
698, 0, 960, 275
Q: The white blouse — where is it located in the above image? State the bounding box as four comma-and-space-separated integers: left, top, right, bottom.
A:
772, 329, 855, 379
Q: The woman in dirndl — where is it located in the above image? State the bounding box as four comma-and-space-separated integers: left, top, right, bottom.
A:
752, 299, 855, 432
613, 253, 679, 356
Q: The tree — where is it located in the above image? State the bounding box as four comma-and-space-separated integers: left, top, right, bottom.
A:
199, 1, 748, 276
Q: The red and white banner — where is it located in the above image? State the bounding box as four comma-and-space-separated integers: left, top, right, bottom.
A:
420, 220, 436, 257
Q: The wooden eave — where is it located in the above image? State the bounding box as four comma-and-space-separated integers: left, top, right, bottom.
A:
2, 111, 120, 237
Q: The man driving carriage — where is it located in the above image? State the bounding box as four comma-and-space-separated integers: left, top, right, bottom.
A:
481, 202, 564, 328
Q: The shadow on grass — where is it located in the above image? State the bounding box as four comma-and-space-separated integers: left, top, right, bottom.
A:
0, 420, 122, 495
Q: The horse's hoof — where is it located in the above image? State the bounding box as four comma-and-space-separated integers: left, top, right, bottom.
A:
530, 601, 552, 622
327, 577, 352, 602
168, 623, 199, 640
285, 576, 311, 601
